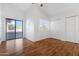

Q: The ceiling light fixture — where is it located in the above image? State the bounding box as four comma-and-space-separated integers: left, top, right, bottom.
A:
32, 3, 43, 7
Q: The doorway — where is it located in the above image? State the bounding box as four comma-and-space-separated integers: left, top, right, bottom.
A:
6, 18, 23, 40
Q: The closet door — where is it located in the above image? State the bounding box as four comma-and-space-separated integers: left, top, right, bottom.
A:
66, 16, 76, 42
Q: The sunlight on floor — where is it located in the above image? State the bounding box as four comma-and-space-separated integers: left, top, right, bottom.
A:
0, 39, 23, 55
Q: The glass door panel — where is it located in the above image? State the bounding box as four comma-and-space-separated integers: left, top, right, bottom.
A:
6, 19, 15, 40
15, 21, 23, 39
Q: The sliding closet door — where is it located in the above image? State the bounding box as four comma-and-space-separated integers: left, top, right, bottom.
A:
6, 19, 15, 40
66, 16, 76, 42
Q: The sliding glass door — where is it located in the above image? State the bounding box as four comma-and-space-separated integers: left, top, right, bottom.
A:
16, 20, 23, 39
6, 18, 23, 40
6, 19, 15, 40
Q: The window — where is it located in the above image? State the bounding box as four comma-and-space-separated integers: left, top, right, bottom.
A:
26, 19, 34, 33
40, 19, 49, 30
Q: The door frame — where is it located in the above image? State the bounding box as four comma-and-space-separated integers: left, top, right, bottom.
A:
6, 18, 23, 40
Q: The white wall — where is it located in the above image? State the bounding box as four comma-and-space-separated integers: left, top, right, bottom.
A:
50, 18, 66, 41
75, 16, 79, 43
25, 6, 50, 42
50, 16, 79, 43
0, 4, 2, 44
35, 19, 50, 41
50, 4, 79, 43
1, 4, 25, 41
0, 4, 1, 38
66, 16, 76, 42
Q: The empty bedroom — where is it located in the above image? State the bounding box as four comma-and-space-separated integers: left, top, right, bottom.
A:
0, 3, 79, 56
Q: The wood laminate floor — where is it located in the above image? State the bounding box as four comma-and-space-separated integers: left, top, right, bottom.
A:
0, 38, 79, 56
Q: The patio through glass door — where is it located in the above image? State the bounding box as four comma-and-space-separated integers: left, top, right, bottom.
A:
6, 18, 23, 40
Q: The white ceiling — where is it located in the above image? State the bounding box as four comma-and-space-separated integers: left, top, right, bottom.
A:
11, 3, 79, 18
42, 3, 79, 17
12, 3, 32, 12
